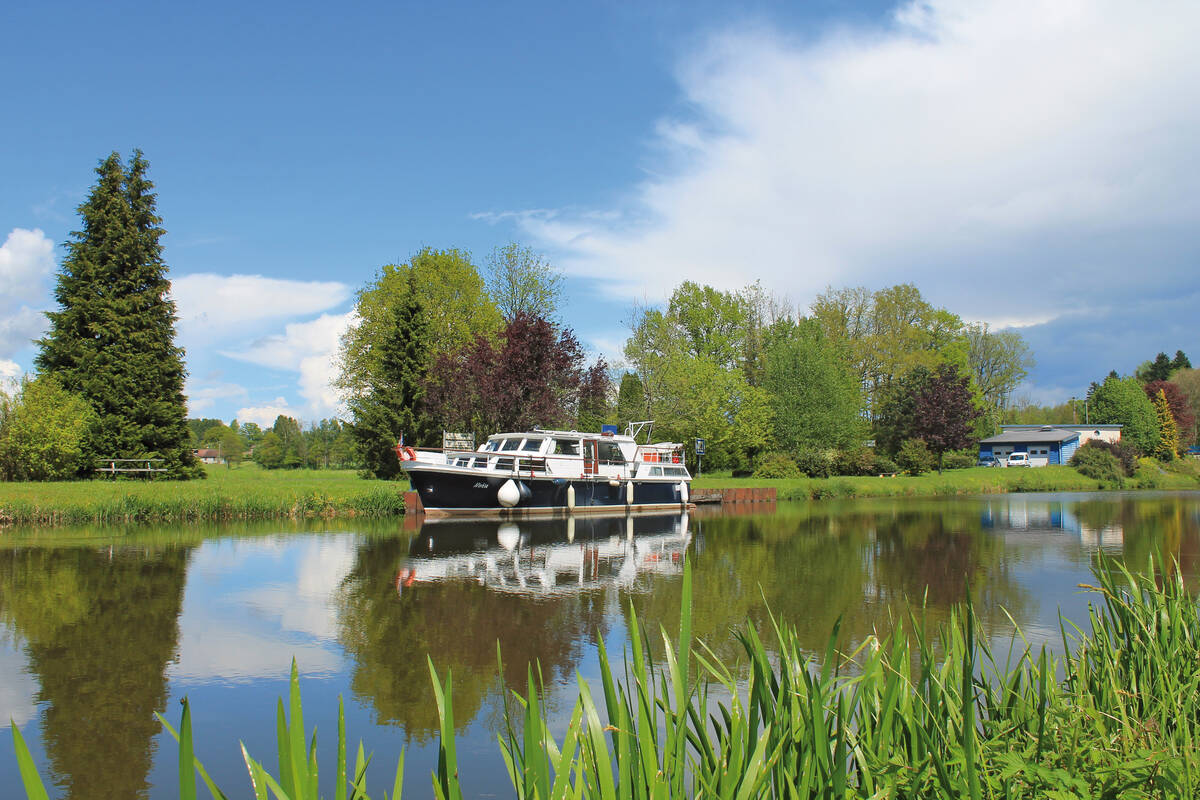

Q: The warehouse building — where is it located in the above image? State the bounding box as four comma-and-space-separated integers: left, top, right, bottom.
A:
977, 424, 1123, 467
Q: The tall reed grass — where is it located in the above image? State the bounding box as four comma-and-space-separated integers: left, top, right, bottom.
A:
13, 556, 1200, 798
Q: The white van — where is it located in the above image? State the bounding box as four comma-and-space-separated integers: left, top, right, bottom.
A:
1005, 452, 1030, 467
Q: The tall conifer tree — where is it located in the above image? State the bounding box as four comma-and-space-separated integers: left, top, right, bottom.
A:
349, 273, 432, 478
36, 151, 199, 477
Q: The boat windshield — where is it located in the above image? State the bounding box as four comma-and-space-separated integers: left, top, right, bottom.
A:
500, 438, 522, 451
520, 438, 542, 452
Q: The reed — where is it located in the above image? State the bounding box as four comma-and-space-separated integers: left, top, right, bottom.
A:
12, 557, 1200, 798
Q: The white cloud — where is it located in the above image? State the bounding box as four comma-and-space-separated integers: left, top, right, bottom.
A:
172, 273, 351, 339
0, 229, 55, 359
0, 228, 54, 303
185, 381, 249, 415
235, 397, 306, 428
224, 312, 355, 418
501, 0, 1200, 395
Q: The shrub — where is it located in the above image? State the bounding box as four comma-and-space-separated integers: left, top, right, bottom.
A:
941, 449, 976, 470
1073, 439, 1136, 477
833, 447, 877, 476
896, 438, 935, 476
873, 455, 900, 476
1070, 443, 1124, 485
0, 376, 97, 481
753, 452, 801, 479
795, 448, 835, 479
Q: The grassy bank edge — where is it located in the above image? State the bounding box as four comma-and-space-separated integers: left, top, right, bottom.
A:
694, 462, 1200, 500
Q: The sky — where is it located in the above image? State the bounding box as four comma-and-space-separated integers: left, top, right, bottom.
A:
2, 0, 1197, 426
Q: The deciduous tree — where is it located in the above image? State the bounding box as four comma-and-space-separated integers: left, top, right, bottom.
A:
35, 151, 197, 477
0, 376, 97, 480
875, 364, 981, 472
485, 242, 564, 321
1143, 380, 1195, 454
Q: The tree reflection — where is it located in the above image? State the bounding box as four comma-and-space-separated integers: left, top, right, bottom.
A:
334, 532, 612, 741
0, 545, 190, 800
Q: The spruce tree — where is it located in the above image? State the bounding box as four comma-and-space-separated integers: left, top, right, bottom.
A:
35, 150, 199, 478
349, 273, 433, 478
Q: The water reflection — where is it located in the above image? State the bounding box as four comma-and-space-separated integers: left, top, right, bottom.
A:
2, 493, 1200, 798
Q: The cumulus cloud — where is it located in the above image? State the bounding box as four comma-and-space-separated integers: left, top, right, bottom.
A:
185, 380, 249, 415
223, 312, 355, 418
235, 397, 307, 428
0, 229, 55, 358
500, 0, 1200, 395
171, 273, 351, 340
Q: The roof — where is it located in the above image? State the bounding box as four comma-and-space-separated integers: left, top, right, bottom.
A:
195, 448, 221, 457
979, 429, 1080, 445
1001, 424, 1122, 431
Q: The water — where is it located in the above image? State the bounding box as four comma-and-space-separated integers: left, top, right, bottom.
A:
1, 492, 1198, 798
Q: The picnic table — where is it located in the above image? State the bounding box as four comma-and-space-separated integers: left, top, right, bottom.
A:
96, 458, 167, 477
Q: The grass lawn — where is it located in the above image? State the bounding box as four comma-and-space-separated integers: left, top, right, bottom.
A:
0, 463, 407, 527
694, 461, 1200, 500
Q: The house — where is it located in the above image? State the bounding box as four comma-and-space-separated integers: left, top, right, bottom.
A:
978, 424, 1123, 467
194, 448, 223, 464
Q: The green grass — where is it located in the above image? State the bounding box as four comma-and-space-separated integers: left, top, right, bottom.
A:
15, 555, 1200, 798
695, 463, 1200, 500
0, 464, 407, 527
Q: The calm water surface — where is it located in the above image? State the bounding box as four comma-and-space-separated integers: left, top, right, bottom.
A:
2, 491, 1199, 798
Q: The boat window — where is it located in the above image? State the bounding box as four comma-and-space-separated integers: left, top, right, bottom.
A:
597, 440, 624, 464
554, 439, 579, 455
483, 440, 499, 452
500, 438, 522, 451
650, 466, 662, 476
494, 457, 513, 471
520, 438, 542, 452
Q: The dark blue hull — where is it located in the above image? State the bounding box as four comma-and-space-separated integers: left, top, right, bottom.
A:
404, 465, 689, 516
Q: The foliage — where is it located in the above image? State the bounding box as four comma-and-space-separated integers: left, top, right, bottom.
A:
833, 447, 880, 476
425, 313, 584, 440
896, 437, 935, 475
1135, 350, 1189, 383
875, 364, 982, 471
752, 451, 801, 479
966, 322, 1033, 430
1170, 368, 1200, 449
0, 376, 97, 481
810, 283, 968, 420
794, 448, 834, 479
336, 247, 502, 419
941, 449, 977, 470
35, 151, 198, 478
1072, 438, 1137, 477
614, 372, 646, 429
1151, 389, 1178, 461
485, 242, 563, 321
349, 274, 433, 478
1088, 374, 1160, 455
762, 318, 865, 454
577, 357, 612, 433
1144, 380, 1195, 453
1070, 442, 1125, 485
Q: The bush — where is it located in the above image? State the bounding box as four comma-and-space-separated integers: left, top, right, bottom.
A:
753, 452, 801, 479
833, 447, 877, 476
873, 455, 900, 476
941, 449, 976, 470
1072, 439, 1136, 477
795, 448, 835, 479
0, 376, 97, 481
896, 438, 935, 476
1069, 443, 1124, 486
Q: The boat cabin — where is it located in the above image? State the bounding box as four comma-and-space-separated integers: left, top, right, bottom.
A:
439, 429, 687, 481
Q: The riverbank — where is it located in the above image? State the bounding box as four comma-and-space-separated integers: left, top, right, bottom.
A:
693, 461, 1200, 500
0, 464, 405, 527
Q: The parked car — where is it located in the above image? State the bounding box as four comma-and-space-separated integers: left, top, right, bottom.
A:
1005, 452, 1030, 467
977, 455, 1001, 468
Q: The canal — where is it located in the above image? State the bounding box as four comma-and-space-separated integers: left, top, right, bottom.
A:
1, 491, 1198, 798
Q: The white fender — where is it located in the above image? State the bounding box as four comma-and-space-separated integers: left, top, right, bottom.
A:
679, 481, 689, 504
566, 484, 576, 510
498, 479, 520, 508
626, 481, 634, 506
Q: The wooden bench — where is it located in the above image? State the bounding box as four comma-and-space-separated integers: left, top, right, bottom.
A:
96, 458, 168, 477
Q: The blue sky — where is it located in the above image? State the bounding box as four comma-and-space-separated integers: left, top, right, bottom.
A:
2, 0, 1197, 426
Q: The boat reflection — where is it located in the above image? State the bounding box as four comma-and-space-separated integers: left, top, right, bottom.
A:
400, 512, 692, 596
